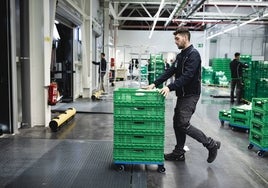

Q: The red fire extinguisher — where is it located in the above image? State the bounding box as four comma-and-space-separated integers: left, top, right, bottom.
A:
48, 82, 58, 105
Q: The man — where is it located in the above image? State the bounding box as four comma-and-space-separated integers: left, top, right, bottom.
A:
93, 53, 107, 91
230, 52, 248, 104
144, 28, 220, 163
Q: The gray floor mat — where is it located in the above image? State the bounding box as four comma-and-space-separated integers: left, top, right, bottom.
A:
4, 140, 145, 188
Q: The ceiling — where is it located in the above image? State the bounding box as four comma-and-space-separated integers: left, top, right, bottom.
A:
109, 0, 268, 32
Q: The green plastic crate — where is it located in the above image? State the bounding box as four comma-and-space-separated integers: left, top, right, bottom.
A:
150, 54, 163, 60
114, 119, 164, 132
229, 117, 250, 128
114, 105, 164, 117
249, 130, 268, 148
252, 98, 268, 111
218, 110, 231, 121
231, 106, 251, 119
251, 109, 268, 124
114, 130, 164, 146
113, 146, 164, 162
250, 119, 268, 136
114, 88, 164, 105
114, 115, 164, 122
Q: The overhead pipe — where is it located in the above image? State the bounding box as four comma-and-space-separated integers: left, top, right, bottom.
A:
164, 0, 189, 27
186, 0, 206, 18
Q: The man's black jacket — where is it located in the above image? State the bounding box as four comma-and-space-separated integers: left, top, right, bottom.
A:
154, 45, 201, 97
230, 59, 248, 79
93, 58, 107, 74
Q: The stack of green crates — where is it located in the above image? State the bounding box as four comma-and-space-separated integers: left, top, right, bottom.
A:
214, 71, 228, 86
240, 54, 252, 64
211, 58, 231, 81
229, 104, 252, 129
242, 61, 268, 101
249, 98, 268, 155
148, 54, 164, 88
140, 65, 148, 82
113, 88, 165, 170
202, 66, 214, 84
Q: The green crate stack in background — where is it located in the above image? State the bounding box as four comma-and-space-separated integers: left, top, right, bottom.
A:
214, 71, 229, 86
229, 104, 252, 129
242, 61, 268, 101
202, 66, 214, 84
211, 58, 231, 82
148, 54, 165, 88
250, 98, 268, 149
140, 65, 148, 82
240, 54, 252, 64
113, 88, 165, 164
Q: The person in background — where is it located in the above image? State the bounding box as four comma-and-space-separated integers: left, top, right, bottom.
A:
92, 52, 107, 92
143, 27, 221, 163
110, 58, 115, 87
229, 52, 248, 104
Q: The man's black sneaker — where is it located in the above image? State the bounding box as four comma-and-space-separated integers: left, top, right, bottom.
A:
164, 152, 185, 161
207, 141, 221, 163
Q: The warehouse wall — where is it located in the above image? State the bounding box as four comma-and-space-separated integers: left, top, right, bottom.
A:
207, 25, 265, 61
116, 30, 205, 66
117, 26, 266, 67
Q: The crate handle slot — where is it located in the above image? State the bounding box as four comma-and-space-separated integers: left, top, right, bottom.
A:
133, 149, 144, 153
134, 107, 145, 110
134, 121, 145, 124
237, 109, 245, 113
133, 135, 144, 139
252, 123, 261, 129
255, 101, 263, 107
253, 134, 261, 141
135, 93, 145, 96
253, 112, 263, 119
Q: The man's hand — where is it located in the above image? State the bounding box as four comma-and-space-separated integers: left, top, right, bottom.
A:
159, 86, 170, 97
142, 84, 155, 90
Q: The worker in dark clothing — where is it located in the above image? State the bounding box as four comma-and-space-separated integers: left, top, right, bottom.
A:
143, 28, 221, 163
92, 53, 107, 91
230, 52, 248, 104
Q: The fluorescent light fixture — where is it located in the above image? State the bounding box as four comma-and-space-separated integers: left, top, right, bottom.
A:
239, 16, 259, 27
149, 0, 165, 39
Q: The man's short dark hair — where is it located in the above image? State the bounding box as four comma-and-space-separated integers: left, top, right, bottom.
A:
101, 53, 105, 56
173, 27, 191, 41
234, 52, 240, 57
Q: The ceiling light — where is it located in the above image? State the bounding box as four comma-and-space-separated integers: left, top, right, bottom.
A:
149, 0, 165, 39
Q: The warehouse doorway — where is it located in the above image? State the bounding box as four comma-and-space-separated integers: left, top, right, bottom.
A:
51, 23, 74, 103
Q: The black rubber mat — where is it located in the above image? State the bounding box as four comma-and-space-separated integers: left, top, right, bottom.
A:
5, 140, 146, 188
51, 99, 113, 114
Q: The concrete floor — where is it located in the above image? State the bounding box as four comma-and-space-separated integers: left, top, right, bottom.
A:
0, 83, 268, 188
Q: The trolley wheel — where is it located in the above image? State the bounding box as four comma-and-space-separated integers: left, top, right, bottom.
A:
220, 120, 224, 126
248, 144, 253, 150
115, 164, 125, 172
157, 165, 166, 173
257, 150, 265, 157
